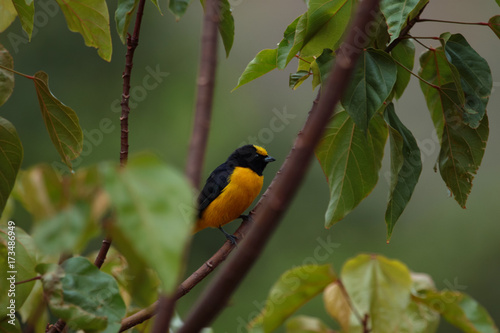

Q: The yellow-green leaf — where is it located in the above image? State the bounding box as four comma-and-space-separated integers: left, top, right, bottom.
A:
55, 0, 112, 61
12, 0, 34, 40
250, 264, 336, 332
233, 49, 277, 91
0, 0, 17, 33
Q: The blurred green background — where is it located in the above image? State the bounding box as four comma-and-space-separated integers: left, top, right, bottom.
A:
1, 0, 499, 331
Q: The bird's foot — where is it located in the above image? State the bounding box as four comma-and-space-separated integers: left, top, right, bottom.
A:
219, 226, 238, 245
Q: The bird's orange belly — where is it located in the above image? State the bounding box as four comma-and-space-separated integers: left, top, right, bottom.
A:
195, 167, 263, 232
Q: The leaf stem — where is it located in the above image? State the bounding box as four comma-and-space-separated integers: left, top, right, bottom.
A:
417, 18, 489, 26
392, 57, 438, 90
14, 276, 41, 285
0, 64, 34, 79
385, 2, 428, 52
337, 279, 365, 327
295, 54, 312, 64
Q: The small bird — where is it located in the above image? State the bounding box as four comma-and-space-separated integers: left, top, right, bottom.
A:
195, 145, 275, 243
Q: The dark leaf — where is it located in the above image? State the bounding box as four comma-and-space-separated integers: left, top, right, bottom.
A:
115, 0, 139, 44
169, 0, 192, 20
277, 16, 301, 69
0, 117, 23, 215
341, 49, 397, 131
0, 44, 15, 107
441, 33, 492, 128
312, 48, 335, 90
289, 70, 311, 90
383, 103, 422, 240
316, 111, 388, 227
391, 38, 415, 99
488, 15, 500, 38
380, 0, 422, 42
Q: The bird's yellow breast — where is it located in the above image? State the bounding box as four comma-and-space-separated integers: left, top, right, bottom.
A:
195, 167, 263, 232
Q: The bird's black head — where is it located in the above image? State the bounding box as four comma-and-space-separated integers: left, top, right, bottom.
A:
227, 145, 275, 176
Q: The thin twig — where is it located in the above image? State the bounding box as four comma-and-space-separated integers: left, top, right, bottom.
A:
177, 0, 382, 331
119, 219, 252, 331
120, 0, 147, 167
391, 57, 438, 89
14, 275, 41, 285
417, 18, 488, 26
93, 236, 112, 268
185, 0, 221, 189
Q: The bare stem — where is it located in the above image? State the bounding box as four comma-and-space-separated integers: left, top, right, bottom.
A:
14, 276, 41, 285
177, 1, 382, 331
185, 0, 221, 189
417, 18, 488, 26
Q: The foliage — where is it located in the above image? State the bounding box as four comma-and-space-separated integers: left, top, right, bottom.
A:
0, 0, 498, 332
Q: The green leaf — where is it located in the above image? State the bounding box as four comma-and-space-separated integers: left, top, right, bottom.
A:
301, 0, 354, 57
383, 103, 422, 240
33, 203, 92, 255
115, 0, 139, 44
150, 0, 162, 13
0, 0, 17, 33
218, 0, 234, 57
11, 0, 34, 40
488, 15, 500, 39
100, 153, 194, 292
289, 70, 311, 90
0, 44, 15, 107
418, 47, 464, 139
312, 48, 335, 90
169, 0, 192, 20
316, 111, 388, 227
438, 86, 489, 208
380, 0, 422, 43
32, 71, 83, 171
341, 49, 397, 131
0, 225, 37, 318
391, 38, 415, 99
0, 316, 21, 332
0, 117, 23, 215
277, 16, 301, 69
496, 0, 500, 7
250, 264, 336, 333
285, 316, 332, 333
441, 33, 492, 128
414, 290, 499, 333
341, 254, 413, 333
233, 49, 277, 91
55, 0, 112, 61
40, 257, 126, 333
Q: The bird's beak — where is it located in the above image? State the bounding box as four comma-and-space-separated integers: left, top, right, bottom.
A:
265, 156, 276, 163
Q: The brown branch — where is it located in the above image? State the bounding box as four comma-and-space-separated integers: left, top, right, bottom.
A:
416, 18, 488, 26
120, 0, 147, 167
93, 236, 112, 268
119, 219, 251, 332
185, 0, 220, 189
176, 0, 382, 331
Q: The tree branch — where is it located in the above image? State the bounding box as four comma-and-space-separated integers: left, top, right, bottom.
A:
176, 0, 382, 331
185, 0, 220, 189
119, 219, 252, 332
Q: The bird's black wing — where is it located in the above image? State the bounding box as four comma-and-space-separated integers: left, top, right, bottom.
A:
197, 163, 232, 218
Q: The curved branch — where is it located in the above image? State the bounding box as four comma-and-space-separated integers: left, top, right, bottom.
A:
185, 0, 221, 189
119, 220, 252, 332
177, 0, 382, 331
